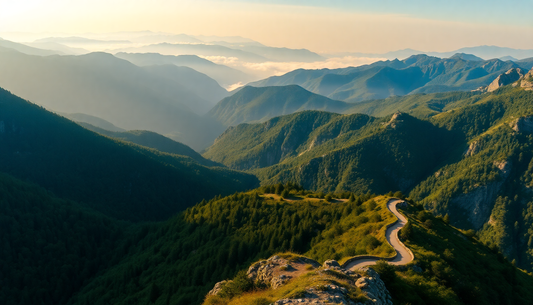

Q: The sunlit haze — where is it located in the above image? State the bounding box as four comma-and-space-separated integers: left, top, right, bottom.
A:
1, 0, 532, 53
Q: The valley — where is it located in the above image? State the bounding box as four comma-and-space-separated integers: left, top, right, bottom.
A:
1, 5, 533, 304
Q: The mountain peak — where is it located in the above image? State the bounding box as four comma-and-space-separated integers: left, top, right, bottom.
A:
449, 53, 484, 61
487, 68, 525, 92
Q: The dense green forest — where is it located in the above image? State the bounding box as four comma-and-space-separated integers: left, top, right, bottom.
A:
0, 87, 258, 221
0, 172, 131, 305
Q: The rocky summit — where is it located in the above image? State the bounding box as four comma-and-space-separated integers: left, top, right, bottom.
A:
487, 68, 525, 92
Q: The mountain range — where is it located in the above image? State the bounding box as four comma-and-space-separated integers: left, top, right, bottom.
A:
250, 54, 531, 102
333, 45, 533, 61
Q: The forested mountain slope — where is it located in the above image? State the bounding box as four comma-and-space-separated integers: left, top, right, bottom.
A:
79, 123, 220, 167
410, 86, 533, 269
0, 87, 258, 221
205, 110, 458, 194
204, 83, 533, 271
207, 85, 351, 127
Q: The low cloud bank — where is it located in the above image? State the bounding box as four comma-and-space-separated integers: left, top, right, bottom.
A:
204, 56, 385, 91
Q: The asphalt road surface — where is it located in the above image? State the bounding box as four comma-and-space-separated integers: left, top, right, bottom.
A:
345, 198, 414, 270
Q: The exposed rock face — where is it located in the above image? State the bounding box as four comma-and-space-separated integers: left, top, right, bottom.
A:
451, 159, 512, 229
487, 68, 525, 92
516, 69, 533, 91
386, 111, 406, 129
452, 182, 504, 229
493, 160, 512, 177
464, 141, 480, 156
510, 116, 533, 133
207, 280, 231, 296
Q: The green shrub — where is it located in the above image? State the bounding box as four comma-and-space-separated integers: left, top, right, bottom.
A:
251, 297, 272, 305
218, 271, 253, 299
464, 229, 476, 238
373, 260, 396, 283
367, 200, 377, 211
400, 221, 412, 240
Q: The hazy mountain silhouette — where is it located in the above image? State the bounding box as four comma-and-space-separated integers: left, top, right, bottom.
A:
114, 43, 268, 62
333, 45, 533, 61
58, 112, 125, 132
210, 42, 325, 62
115, 52, 253, 87
131, 33, 203, 44
35, 36, 131, 45
26, 41, 89, 55
0, 37, 60, 56
0, 47, 225, 150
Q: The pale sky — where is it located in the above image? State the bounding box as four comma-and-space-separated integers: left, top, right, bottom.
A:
1, 0, 532, 53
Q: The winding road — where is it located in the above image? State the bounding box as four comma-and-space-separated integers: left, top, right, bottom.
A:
345, 199, 414, 270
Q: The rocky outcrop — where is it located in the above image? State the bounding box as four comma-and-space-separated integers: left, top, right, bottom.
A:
510, 116, 533, 133
386, 111, 406, 129
207, 280, 231, 296
208, 254, 393, 305
464, 140, 480, 156
516, 69, 533, 91
247, 255, 321, 289
356, 268, 393, 305
271, 267, 392, 305
487, 68, 525, 92
323, 260, 341, 268
493, 160, 512, 177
